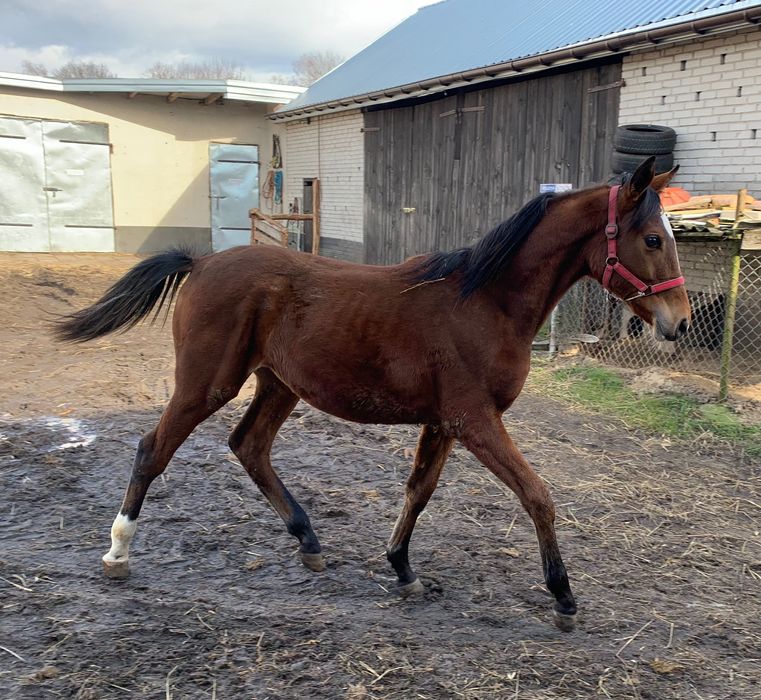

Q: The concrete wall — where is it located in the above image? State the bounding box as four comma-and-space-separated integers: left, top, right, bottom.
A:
0, 87, 280, 252
621, 28, 761, 195
282, 110, 364, 261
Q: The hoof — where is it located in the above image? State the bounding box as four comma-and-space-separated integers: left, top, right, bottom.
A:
396, 578, 425, 597
102, 555, 130, 580
300, 551, 326, 572
552, 608, 577, 632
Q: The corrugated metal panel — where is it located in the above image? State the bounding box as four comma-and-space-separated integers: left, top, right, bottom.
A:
0, 116, 115, 252
209, 143, 260, 251
284, 0, 759, 111
42, 121, 115, 252
0, 117, 49, 251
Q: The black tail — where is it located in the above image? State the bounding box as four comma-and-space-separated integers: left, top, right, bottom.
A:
54, 248, 196, 342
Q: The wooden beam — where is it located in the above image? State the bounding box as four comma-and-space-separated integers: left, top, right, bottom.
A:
127, 91, 138, 99
167, 93, 179, 103
267, 213, 314, 221
742, 231, 761, 250
203, 93, 223, 105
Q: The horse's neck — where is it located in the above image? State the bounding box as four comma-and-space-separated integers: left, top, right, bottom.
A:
493, 193, 604, 336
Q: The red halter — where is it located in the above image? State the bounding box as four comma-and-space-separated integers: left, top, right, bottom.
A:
602, 185, 685, 301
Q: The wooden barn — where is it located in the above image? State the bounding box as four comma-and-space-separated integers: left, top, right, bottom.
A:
271, 0, 761, 269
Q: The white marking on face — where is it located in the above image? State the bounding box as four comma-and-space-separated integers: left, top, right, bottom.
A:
103, 512, 137, 563
660, 213, 675, 240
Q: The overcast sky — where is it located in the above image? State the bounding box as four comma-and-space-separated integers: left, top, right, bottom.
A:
1, 0, 429, 81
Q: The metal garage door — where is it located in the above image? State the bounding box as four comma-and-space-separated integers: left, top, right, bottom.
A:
0, 116, 114, 252
209, 143, 259, 251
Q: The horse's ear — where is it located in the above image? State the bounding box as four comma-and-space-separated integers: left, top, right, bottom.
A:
651, 164, 680, 193
624, 156, 656, 202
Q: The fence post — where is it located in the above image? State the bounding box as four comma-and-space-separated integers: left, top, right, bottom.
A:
549, 304, 559, 356
718, 240, 741, 401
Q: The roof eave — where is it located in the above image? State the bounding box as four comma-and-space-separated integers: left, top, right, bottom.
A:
270, 5, 761, 121
0, 73, 305, 105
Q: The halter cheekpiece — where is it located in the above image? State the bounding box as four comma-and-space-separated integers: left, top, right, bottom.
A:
601, 185, 685, 301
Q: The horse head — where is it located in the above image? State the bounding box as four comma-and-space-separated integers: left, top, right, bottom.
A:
595, 157, 691, 341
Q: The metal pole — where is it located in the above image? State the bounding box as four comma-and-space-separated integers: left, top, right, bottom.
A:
719, 241, 741, 402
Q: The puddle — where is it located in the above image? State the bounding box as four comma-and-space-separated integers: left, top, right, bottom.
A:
42, 417, 96, 450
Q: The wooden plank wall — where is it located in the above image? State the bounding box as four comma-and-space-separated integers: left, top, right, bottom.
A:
364, 61, 622, 264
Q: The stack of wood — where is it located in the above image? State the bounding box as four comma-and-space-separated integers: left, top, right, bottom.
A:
662, 189, 761, 238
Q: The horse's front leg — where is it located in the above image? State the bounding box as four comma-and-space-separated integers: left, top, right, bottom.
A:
459, 414, 577, 631
386, 424, 454, 595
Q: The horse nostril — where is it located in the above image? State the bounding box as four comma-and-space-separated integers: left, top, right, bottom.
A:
678, 318, 689, 337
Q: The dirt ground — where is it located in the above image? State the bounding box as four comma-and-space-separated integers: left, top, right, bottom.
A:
1, 253, 760, 700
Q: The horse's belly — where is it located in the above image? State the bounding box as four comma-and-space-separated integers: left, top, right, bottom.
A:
272, 368, 429, 424
309, 390, 427, 424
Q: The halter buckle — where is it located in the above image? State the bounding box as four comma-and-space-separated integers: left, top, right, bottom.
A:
605, 223, 618, 238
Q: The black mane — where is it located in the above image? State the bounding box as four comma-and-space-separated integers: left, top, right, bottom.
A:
412, 192, 555, 298
412, 175, 663, 298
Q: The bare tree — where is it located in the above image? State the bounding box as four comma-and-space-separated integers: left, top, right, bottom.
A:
21, 60, 49, 76
269, 73, 294, 85
21, 60, 116, 79
294, 51, 343, 85
270, 51, 344, 87
55, 61, 116, 79
146, 59, 248, 80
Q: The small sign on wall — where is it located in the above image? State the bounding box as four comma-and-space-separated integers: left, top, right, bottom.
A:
540, 183, 573, 193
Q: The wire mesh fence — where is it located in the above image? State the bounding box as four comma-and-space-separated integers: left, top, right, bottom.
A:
555, 242, 761, 392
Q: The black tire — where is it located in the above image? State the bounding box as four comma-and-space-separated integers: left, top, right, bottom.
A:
613, 124, 676, 155
611, 150, 674, 174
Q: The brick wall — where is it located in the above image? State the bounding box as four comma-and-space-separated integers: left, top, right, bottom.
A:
676, 240, 735, 294
282, 110, 364, 259
621, 28, 761, 195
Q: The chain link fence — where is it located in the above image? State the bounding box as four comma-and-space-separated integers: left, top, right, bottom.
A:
554, 241, 761, 393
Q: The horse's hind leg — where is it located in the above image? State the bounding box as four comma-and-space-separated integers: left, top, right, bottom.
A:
102, 347, 247, 579
387, 424, 454, 595
228, 368, 325, 571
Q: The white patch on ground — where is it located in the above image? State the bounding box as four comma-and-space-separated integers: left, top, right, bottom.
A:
42, 417, 96, 450
103, 513, 137, 563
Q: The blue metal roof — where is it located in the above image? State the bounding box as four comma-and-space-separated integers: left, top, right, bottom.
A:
282, 0, 760, 112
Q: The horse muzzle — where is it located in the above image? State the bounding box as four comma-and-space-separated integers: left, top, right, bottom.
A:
654, 316, 690, 342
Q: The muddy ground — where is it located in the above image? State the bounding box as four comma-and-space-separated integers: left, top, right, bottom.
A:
1, 254, 759, 699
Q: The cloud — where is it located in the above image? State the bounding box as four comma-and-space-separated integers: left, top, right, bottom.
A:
0, 0, 426, 78
0, 43, 291, 81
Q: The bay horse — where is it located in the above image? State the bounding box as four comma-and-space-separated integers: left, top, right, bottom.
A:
56, 157, 690, 631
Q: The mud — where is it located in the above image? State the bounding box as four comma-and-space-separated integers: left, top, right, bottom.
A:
1, 254, 759, 699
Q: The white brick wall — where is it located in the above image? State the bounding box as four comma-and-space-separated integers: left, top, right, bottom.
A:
621, 28, 761, 194
676, 240, 734, 293
283, 110, 364, 243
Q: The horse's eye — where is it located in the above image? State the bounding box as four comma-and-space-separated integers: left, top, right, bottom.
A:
645, 234, 661, 249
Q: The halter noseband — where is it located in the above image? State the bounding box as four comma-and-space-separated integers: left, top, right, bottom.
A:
602, 185, 685, 301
